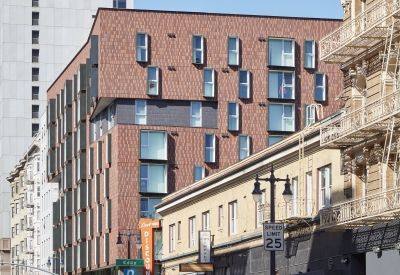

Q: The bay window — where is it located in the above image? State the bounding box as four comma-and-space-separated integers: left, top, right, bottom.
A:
268, 104, 294, 132
204, 133, 215, 163
135, 100, 147, 125
304, 40, 315, 69
193, 35, 204, 64
228, 102, 239, 131
315, 73, 326, 101
147, 66, 159, 95
194, 165, 205, 182
268, 38, 295, 67
228, 36, 239, 65
239, 135, 250, 160
203, 68, 214, 97
140, 130, 167, 160
190, 102, 202, 127
136, 32, 148, 62
268, 71, 294, 99
140, 164, 167, 194
239, 70, 250, 98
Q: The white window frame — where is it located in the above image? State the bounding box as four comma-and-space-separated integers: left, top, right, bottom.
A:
315, 72, 326, 101
228, 36, 239, 65
239, 135, 250, 160
108, 102, 115, 129
135, 100, 147, 125
203, 68, 214, 97
202, 211, 210, 231
318, 165, 331, 209
239, 69, 250, 98
204, 133, 215, 163
268, 70, 295, 99
229, 201, 238, 235
218, 205, 223, 227
268, 38, 295, 67
140, 164, 167, 194
304, 40, 315, 69
147, 66, 159, 95
136, 32, 148, 62
292, 177, 299, 216
228, 102, 239, 131
192, 35, 204, 64
190, 102, 202, 127
268, 103, 295, 132
140, 130, 167, 160
140, 197, 162, 219
194, 165, 205, 182
189, 216, 196, 247
305, 104, 317, 126
169, 224, 175, 252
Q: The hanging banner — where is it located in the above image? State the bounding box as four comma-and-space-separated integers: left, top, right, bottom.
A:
198, 231, 211, 263
139, 218, 161, 275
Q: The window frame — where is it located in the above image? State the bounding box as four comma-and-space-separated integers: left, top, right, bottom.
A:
268, 103, 295, 132
169, 224, 175, 252
204, 133, 215, 163
305, 104, 317, 127
268, 38, 295, 67
136, 32, 148, 62
304, 40, 315, 69
135, 100, 147, 125
190, 101, 202, 127
238, 69, 250, 98
268, 70, 295, 99
140, 197, 162, 219
218, 205, 223, 227
318, 165, 332, 209
227, 36, 239, 66
238, 135, 250, 160
192, 35, 204, 64
194, 165, 205, 182
202, 211, 210, 231
140, 130, 167, 160
228, 102, 239, 131
315, 72, 326, 101
147, 66, 159, 95
107, 102, 116, 129
189, 216, 196, 247
178, 221, 181, 240
229, 201, 238, 236
203, 68, 214, 97
139, 164, 167, 194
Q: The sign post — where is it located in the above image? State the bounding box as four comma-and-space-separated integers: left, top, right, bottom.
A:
198, 231, 211, 263
263, 223, 284, 251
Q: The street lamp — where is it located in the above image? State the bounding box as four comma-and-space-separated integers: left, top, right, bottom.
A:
46, 256, 64, 272
251, 164, 293, 275
116, 227, 142, 259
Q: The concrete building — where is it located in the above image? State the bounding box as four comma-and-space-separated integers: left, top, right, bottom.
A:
45, 8, 343, 275
0, 0, 133, 272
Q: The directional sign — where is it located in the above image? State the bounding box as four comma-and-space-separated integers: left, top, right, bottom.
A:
263, 223, 284, 251
124, 268, 137, 275
116, 259, 144, 267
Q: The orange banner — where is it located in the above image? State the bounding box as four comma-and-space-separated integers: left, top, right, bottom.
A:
139, 218, 161, 275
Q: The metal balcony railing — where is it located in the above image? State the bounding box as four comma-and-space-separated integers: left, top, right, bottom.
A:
320, 0, 400, 62
320, 89, 400, 146
320, 187, 400, 229
258, 199, 314, 223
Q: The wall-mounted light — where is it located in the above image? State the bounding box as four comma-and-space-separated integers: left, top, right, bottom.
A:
168, 66, 176, 71
222, 68, 229, 73
222, 133, 229, 138
372, 247, 380, 254
169, 164, 178, 169
171, 131, 178, 136
258, 102, 266, 107
167, 33, 176, 38
340, 255, 348, 264
258, 37, 266, 42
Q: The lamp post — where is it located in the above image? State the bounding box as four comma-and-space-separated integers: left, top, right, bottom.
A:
46, 256, 64, 274
116, 227, 142, 259
252, 164, 293, 275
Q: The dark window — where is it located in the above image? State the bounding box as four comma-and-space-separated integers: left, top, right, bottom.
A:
32, 124, 39, 136
32, 87, 39, 100
32, 105, 39, 118
113, 0, 126, 8
32, 68, 39, 81
32, 12, 39, 25
32, 49, 39, 63
32, 31, 39, 44
32, 0, 39, 7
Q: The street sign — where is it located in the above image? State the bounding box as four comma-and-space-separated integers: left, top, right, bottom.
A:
263, 223, 284, 251
123, 268, 137, 275
116, 259, 144, 267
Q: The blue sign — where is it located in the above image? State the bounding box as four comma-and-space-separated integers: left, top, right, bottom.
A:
124, 268, 137, 275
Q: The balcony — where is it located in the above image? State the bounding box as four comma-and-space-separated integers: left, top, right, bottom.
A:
26, 196, 35, 208
320, 0, 400, 63
320, 187, 400, 229
320, 89, 400, 146
26, 218, 34, 231
258, 199, 314, 223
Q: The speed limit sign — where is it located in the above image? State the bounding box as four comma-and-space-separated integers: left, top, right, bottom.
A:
263, 223, 284, 251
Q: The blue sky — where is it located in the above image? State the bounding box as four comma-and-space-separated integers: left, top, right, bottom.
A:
134, 0, 343, 19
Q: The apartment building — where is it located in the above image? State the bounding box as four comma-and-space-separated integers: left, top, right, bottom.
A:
45, 8, 343, 275
0, 0, 133, 262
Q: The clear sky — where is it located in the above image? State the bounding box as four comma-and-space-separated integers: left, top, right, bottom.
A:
134, 0, 343, 19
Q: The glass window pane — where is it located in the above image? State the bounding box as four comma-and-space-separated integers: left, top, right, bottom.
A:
316, 88, 324, 101
148, 165, 166, 193
228, 38, 237, 51
148, 198, 162, 219
305, 56, 313, 68
316, 74, 324, 86
194, 36, 202, 49
268, 72, 280, 98
194, 166, 203, 182
228, 52, 237, 64
283, 41, 292, 53
140, 198, 148, 212
239, 85, 248, 98
305, 41, 313, 54
283, 54, 293, 67
284, 105, 292, 117
141, 165, 148, 179
206, 135, 214, 147
204, 84, 213, 97
269, 40, 282, 66
141, 132, 148, 145
192, 103, 200, 116
204, 70, 213, 83
149, 132, 165, 159
137, 101, 146, 114
228, 103, 237, 116
148, 67, 157, 81
239, 71, 248, 84
269, 104, 282, 131
269, 136, 284, 146
137, 34, 146, 47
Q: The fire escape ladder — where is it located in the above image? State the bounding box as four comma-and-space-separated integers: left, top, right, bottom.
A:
381, 118, 395, 193
381, 18, 396, 98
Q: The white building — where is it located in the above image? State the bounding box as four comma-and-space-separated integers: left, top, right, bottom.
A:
0, 0, 134, 273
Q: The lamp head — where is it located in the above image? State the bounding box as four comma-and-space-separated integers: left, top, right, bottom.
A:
46, 257, 51, 268
60, 258, 65, 268
252, 174, 262, 202
136, 231, 142, 250
282, 175, 293, 203
116, 233, 123, 249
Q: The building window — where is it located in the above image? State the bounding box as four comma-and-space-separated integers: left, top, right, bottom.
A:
190, 102, 202, 127
305, 104, 317, 126
189, 216, 196, 247
268, 71, 294, 99
32, 124, 39, 137
304, 40, 315, 69
140, 164, 167, 194
32, 105, 39, 118
32, 0, 39, 7
292, 177, 299, 216
218, 205, 223, 227
113, 0, 126, 8
32, 30, 39, 44
239, 135, 250, 160
107, 102, 115, 129
135, 100, 146, 125
228, 36, 239, 65
268, 103, 294, 132
21, 241, 24, 253
32, 87, 39, 100
178, 221, 181, 240
229, 201, 238, 235
11, 207, 14, 218
140, 130, 167, 160
32, 68, 39, 81
11, 187, 14, 197
202, 211, 210, 231
21, 197, 24, 209
318, 165, 331, 209
204, 133, 215, 163
239, 70, 250, 98
32, 12, 39, 25
203, 68, 214, 97
256, 189, 266, 227
140, 197, 162, 219
15, 245, 19, 256
16, 182, 19, 193
315, 73, 326, 101
21, 219, 25, 231
228, 102, 239, 131
16, 203, 19, 214
147, 66, 159, 95
194, 165, 205, 182
169, 224, 175, 252
21, 176, 24, 187
16, 224, 19, 235
268, 38, 295, 67
11, 227, 14, 238
136, 32, 148, 62
192, 35, 204, 64
268, 135, 287, 146
32, 49, 39, 62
